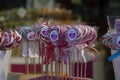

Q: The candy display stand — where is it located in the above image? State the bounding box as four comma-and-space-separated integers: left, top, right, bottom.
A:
0, 50, 11, 80
30, 76, 93, 80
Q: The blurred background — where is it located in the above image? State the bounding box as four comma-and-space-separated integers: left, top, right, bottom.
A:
0, 0, 120, 80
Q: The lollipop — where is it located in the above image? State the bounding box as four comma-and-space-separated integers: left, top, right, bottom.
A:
38, 21, 55, 80
65, 25, 82, 45
3, 30, 14, 49
13, 30, 22, 47
49, 25, 68, 79
0, 30, 5, 49
22, 26, 36, 42
49, 25, 68, 61
102, 33, 116, 49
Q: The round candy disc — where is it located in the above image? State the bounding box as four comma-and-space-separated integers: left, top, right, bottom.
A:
40, 25, 48, 37
67, 28, 77, 41
50, 30, 59, 42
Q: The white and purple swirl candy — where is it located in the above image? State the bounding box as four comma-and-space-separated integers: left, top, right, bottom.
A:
102, 33, 116, 49
4, 31, 14, 49
81, 25, 89, 42
40, 24, 50, 42
49, 25, 60, 45
114, 19, 120, 33
27, 29, 36, 41
102, 33, 111, 46
17, 26, 27, 36
85, 26, 97, 45
14, 30, 22, 43
49, 25, 68, 47
34, 23, 41, 39
12, 30, 22, 47
65, 25, 81, 45
22, 26, 36, 41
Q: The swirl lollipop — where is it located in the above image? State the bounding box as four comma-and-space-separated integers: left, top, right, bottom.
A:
38, 21, 55, 80
102, 33, 116, 49
13, 30, 22, 47
49, 25, 68, 79
49, 25, 68, 61
3, 30, 14, 49
0, 30, 5, 49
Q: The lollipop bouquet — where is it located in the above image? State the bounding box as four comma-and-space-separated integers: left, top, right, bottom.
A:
0, 29, 22, 80
16, 19, 99, 80
101, 16, 120, 80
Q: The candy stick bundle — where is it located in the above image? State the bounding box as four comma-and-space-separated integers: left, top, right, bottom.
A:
0, 29, 22, 80
17, 26, 39, 74
17, 20, 98, 80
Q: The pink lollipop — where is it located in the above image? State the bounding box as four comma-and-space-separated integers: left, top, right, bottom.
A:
12, 30, 22, 47
21, 26, 37, 42
65, 25, 81, 45
4, 31, 14, 49
102, 33, 116, 49
85, 27, 97, 46
49, 25, 68, 63
50, 25, 68, 48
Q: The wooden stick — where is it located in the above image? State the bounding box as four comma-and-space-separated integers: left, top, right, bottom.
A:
45, 46, 48, 80
25, 57, 27, 74
26, 42, 29, 74
65, 61, 67, 80
55, 61, 57, 80
77, 62, 79, 78
33, 58, 36, 74
69, 57, 71, 78
84, 62, 87, 80
38, 41, 41, 74
72, 53, 74, 77
41, 56, 44, 76
50, 61, 53, 80
30, 58, 33, 74
61, 62, 63, 80
81, 63, 83, 79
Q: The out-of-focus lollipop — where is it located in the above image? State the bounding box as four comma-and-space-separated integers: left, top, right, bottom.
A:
102, 33, 116, 50
13, 30, 22, 47
65, 25, 82, 45
85, 26, 97, 46
49, 25, 68, 56
0, 30, 5, 48
22, 26, 37, 42
110, 33, 120, 50
3, 30, 14, 49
